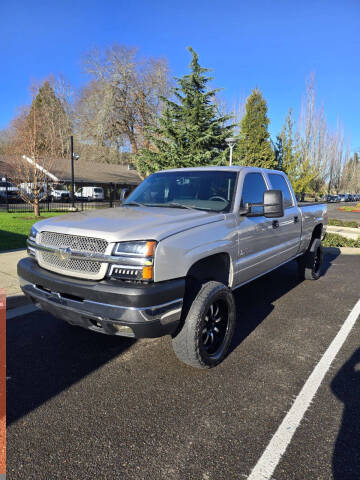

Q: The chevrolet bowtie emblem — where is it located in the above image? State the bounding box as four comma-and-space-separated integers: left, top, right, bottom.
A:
57, 247, 71, 261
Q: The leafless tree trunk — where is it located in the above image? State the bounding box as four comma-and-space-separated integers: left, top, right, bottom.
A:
78, 44, 170, 164
6, 84, 62, 216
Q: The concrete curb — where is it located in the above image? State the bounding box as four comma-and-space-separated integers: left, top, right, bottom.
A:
324, 246, 360, 255
327, 225, 360, 241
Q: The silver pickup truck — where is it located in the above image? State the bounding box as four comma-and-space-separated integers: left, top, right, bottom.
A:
18, 166, 327, 368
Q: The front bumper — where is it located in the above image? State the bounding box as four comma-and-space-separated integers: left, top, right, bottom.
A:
18, 258, 185, 338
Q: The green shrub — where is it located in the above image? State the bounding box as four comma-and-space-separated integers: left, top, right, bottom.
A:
328, 219, 359, 228
323, 233, 360, 248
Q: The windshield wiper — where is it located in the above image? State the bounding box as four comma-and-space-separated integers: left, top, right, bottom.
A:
164, 202, 197, 210
154, 203, 217, 212
123, 202, 215, 212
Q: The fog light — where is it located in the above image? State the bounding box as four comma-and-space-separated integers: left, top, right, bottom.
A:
112, 324, 134, 337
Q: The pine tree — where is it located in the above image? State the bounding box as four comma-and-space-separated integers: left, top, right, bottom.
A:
136, 47, 233, 176
234, 88, 276, 168
29, 81, 72, 157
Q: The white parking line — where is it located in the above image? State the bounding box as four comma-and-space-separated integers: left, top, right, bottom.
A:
247, 298, 360, 480
6, 304, 39, 320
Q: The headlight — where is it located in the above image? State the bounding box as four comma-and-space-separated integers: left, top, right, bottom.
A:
28, 226, 38, 257
109, 241, 156, 282
29, 225, 38, 241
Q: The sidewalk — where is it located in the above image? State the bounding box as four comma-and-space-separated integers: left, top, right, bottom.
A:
0, 249, 27, 309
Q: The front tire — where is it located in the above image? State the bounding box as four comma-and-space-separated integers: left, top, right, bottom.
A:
172, 281, 236, 369
298, 238, 323, 280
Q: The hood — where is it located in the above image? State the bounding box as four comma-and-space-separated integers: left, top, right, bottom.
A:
35, 206, 224, 242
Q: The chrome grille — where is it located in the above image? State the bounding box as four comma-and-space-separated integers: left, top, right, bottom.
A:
39, 251, 102, 274
39, 231, 108, 253
37, 231, 109, 279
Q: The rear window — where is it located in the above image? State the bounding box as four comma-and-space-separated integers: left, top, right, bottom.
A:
94, 188, 103, 193
268, 174, 293, 208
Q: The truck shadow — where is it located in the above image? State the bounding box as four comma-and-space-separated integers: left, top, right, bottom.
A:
7, 248, 340, 426
230, 248, 340, 354
331, 347, 360, 480
7, 311, 135, 425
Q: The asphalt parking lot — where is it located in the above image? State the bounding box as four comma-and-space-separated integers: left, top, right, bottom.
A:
326, 202, 360, 222
6, 250, 360, 480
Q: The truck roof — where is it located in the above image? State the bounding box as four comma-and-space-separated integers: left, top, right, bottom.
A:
159, 166, 286, 175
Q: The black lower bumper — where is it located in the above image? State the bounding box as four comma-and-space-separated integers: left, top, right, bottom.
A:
18, 257, 185, 338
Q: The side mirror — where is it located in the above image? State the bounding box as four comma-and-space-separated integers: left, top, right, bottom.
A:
263, 190, 284, 218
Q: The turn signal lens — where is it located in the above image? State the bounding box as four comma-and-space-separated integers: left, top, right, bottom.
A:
142, 266, 153, 280
144, 241, 156, 257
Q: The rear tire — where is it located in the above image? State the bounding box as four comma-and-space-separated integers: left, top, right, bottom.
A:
298, 238, 323, 280
172, 281, 236, 369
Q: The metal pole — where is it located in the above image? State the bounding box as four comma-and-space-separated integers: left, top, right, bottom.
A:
5, 175, 9, 213
70, 136, 75, 208
229, 145, 233, 166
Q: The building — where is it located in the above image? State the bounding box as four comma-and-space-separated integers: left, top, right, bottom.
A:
0, 155, 141, 189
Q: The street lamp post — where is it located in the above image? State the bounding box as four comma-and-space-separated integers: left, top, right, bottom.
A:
225, 137, 237, 166
70, 136, 80, 209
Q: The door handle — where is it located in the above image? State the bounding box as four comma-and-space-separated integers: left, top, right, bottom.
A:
272, 220, 279, 229
294, 216, 299, 223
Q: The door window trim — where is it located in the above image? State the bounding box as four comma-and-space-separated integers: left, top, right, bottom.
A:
266, 172, 295, 209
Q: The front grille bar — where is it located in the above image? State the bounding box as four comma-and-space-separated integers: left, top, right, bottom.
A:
27, 239, 151, 266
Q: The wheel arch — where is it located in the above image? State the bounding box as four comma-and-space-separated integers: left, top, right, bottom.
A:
186, 252, 232, 287
311, 223, 323, 243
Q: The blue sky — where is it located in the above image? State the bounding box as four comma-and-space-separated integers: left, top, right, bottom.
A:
1, 0, 359, 151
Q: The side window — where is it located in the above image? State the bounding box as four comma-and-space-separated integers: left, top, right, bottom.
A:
241, 173, 267, 214
268, 174, 293, 208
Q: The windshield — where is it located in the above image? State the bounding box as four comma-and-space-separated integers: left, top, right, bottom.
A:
125, 170, 237, 212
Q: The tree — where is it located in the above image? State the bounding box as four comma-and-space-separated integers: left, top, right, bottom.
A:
137, 47, 233, 176
8, 81, 71, 216
233, 88, 276, 168
79, 45, 170, 157
29, 81, 72, 157
275, 109, 316, 197
340, 151, 360, 193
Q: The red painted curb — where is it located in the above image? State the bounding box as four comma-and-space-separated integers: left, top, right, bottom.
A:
0, 289, 5, 475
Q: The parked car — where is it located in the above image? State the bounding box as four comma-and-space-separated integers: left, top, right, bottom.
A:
75, 186, 105, 202
0, 179, 20, 203
19, 166, 327, 369
326, 195, 339, 203
46, 184, 71, 202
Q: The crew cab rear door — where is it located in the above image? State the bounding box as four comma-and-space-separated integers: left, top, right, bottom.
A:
265, 172, 302, 262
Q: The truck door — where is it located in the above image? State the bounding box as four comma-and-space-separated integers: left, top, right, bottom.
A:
266, 172, 302, 262
234, 172, 280, 286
